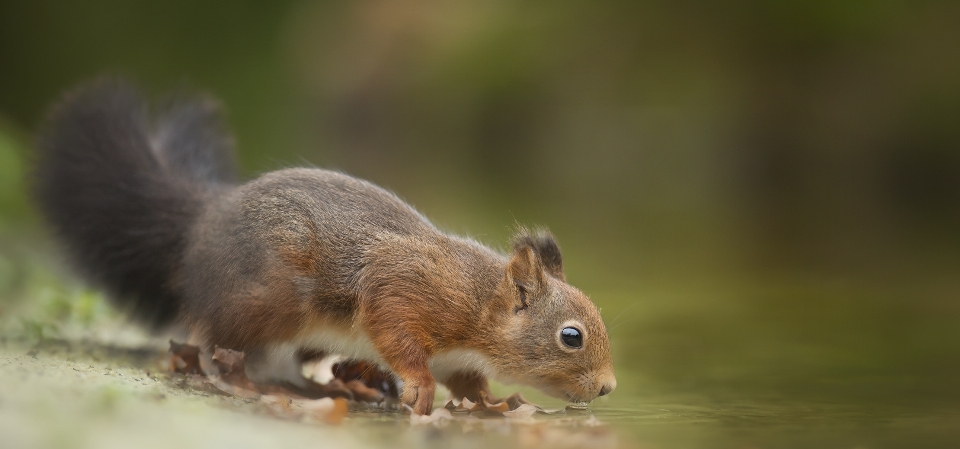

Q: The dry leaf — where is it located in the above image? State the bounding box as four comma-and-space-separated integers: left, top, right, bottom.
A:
457, 397, 479, 412
324, 398, 350, 424
502, 392, 532, 410
410, 407, 453, 425
169, 340, 201, 375
211, 347, 244, 374
480, 393, 510, 414
291, 397, 350, 424
165, 341, 402, 429
503, 403, 540, 419
211, 346, 259, 391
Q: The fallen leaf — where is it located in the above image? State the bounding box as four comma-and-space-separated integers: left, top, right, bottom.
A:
324, 398, 350, 424
409, 406, 453, 425
456, 397, 479, 412
445, 398, 482, 415
168, 341, 201, 375
503, 403, 540, 419
169, 341, 367, 425
480, 392, 510, 413
291, 396, 349, 423
211, 346, 259, 391
501, 392, 532, 410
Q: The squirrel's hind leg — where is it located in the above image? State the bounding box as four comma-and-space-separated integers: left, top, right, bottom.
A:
244, 343, 312, 389
440, 371, 492, 404
441, 371, 532, 409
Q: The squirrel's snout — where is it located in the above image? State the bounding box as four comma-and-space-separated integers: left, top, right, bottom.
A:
597, 376, 617, 397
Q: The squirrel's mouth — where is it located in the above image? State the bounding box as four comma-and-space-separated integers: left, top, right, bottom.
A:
521, 376, 598, 405
560, 389, 598, 405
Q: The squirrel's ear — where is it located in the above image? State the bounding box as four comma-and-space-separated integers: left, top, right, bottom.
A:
507, 244, 545, 294
532, 233, 564, 282
511, 229, 565, 282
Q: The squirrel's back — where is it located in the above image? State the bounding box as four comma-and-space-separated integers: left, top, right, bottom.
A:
33, 78, 238, 327
179, 167, 453, 345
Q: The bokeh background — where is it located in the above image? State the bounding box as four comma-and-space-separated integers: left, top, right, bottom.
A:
1, 1, 959, 447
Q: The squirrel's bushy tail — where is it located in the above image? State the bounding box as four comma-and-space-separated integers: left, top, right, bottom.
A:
33, 78, 238, 328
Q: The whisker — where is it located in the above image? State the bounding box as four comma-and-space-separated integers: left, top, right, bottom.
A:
609, 320, 632, 332
607, 301, 641, 328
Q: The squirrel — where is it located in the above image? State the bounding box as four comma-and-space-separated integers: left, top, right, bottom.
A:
32, 78, 616, 414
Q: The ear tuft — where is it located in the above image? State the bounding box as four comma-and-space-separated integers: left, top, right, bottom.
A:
511, 228, 565, 281
532, 233, 564, 281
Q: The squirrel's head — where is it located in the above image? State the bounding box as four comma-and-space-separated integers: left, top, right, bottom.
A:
483, 230, 616, 404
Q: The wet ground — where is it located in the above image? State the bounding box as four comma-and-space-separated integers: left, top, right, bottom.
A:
3, 273, 959, 449
0, 338, 615, 449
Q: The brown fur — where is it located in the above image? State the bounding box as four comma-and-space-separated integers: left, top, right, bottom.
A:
180, 169, 615, 413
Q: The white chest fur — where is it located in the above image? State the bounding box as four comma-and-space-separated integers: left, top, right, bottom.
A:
427, 348, 496, 382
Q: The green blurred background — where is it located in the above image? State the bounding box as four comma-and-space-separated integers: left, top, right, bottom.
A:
1, 1, 959, 447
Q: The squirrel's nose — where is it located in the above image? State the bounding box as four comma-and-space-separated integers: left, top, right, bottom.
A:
598, 377, 617, 396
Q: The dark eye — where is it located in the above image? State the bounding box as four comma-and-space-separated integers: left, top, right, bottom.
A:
560, 327, 583, 349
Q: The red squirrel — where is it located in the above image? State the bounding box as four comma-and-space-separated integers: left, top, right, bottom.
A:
33, 78, 616, 414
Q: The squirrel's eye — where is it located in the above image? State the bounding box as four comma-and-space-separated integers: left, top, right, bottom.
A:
560, 327, 583, 349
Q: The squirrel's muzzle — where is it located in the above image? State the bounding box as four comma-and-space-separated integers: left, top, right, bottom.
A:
597, 374, 617, 397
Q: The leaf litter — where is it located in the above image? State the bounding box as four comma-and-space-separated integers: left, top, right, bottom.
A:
168, 340, 615, 446
169, 341, 373, 423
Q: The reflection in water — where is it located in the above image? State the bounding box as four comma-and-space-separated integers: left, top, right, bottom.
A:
330, 392, 959, 449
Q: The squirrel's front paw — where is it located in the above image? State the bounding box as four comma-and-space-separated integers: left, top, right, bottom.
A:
401, 379, 436, 415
